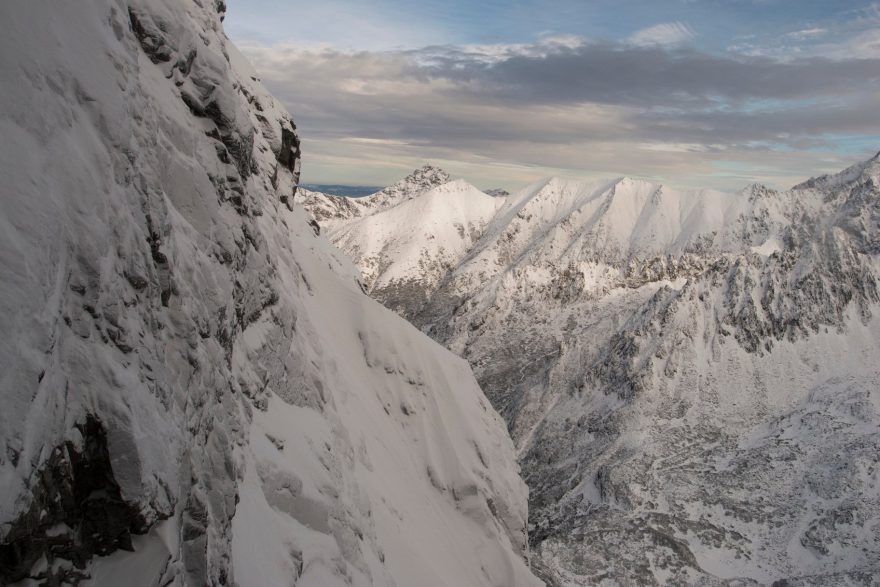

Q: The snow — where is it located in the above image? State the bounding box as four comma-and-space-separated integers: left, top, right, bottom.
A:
0, 1, 540, 585
85, 521, 177, 587
331, 179, 504, 288
751, 236, 782, 256
313, 154, 880, 585
228, 216, 540, 586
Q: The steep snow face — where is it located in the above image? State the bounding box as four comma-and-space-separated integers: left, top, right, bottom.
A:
327, 159, 880, 585
0, 2, 540, 586
331, 180, 505, 313
296, 168, 503, 315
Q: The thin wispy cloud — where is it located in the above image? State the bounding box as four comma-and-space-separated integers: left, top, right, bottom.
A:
784, 27, 827, 40
627, 22, 696, 47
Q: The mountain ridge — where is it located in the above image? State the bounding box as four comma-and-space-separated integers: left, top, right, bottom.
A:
303, 155, 880, 585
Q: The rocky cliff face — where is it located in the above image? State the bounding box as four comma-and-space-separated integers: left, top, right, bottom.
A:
0, 2, 540, 586
309, 158, 880, 585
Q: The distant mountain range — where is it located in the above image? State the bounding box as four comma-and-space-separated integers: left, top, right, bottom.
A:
299, 157, 880, 586
300, 183, 383, 197
301, 181, 510, 199
4, 0, 878, 582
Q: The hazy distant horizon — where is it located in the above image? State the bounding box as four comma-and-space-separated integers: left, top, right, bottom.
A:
300, 183, 384, 198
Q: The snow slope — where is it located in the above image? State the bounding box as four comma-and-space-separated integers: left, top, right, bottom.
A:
294, 164, 452, 229
298, 167, 503, 315
322, 157, 880, 585
0, 2, 540, 586
331, 179, 504, 306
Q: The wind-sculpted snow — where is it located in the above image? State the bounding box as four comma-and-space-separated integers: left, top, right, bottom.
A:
0, 2, 540, 586
321, 156, 880, 585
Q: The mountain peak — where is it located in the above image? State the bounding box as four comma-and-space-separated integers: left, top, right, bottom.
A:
403, 164, 451, 186
793, 151, 880, 191
368, 164, 452, 206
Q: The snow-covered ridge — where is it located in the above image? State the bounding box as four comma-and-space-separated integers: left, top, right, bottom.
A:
0, 2, 540, 586
294, 164, 453, 227
318, 157, 880, 585
297, 167, 505, 312
365, 164, 452, 208
332, 179, 504, 293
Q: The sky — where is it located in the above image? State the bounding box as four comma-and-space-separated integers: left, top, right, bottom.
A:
226, 0, 880, 191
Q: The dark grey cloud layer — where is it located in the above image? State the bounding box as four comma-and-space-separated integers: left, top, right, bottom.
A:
415, 43, 880, 106
241, 37, 880, 189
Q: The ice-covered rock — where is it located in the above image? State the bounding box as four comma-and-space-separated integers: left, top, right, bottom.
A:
365, 164, 452, 208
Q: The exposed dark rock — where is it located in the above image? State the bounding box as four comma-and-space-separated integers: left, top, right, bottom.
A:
125, 273, 149, 291
0, 416, 161, 585
308, 219, 321, 236
128, 9, 172, 64
277, 125, 300, 173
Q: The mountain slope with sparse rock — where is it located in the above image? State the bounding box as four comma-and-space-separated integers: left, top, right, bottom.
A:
0, 3, 542, 586
319, 157, 880, 585
295, 164, 452, 229
330, 179, 505, 313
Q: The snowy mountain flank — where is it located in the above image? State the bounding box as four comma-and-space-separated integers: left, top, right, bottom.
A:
301, 157, 880, 585
0, 2, 541, 586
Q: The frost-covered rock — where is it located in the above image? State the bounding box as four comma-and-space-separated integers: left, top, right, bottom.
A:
0, 2, 540, 586
326, 158, 880, 585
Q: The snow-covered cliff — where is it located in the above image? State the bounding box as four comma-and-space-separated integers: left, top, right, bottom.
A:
0, 2, 541, 586
308, 158, 880, 585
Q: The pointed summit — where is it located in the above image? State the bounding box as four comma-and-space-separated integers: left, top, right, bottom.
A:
295, 165, 457, 227
409, 163, 452, 184
367, 164, 452, 207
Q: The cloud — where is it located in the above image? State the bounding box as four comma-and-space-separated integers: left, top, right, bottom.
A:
627, 22, 696, 47
785, 27, 827, 40
726, 3, 880, 61
237, 37, 880, 190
